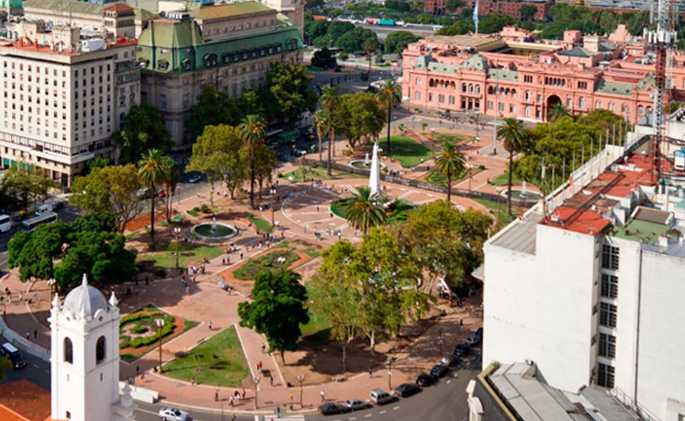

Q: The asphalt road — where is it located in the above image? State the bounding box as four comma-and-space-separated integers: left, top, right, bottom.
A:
0, 332, 51, 390
133, 350, 480, 421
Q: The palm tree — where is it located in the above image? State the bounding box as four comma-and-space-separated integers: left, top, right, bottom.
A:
435, 141, 466, 205
548, 103, 571, 122
240, 114, 267, 209
497, 118, 528, 216
162, 159, 180, 222
138, 149, 170, 250
344, 187, 386, 234
376, 79, 402, 155
319, 87, 340, 176
314, 109, 329, 163
363, 38, 378, 89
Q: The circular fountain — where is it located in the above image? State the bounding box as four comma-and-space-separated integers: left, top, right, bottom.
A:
349, 158, 387, 170
191, 216, 238, 241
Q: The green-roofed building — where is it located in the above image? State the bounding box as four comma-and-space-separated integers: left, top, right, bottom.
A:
136, 2, 303, 147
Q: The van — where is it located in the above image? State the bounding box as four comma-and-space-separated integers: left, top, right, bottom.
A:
35, 203, 53, 216
0, 342, 27, 369
370, 389, 394, 405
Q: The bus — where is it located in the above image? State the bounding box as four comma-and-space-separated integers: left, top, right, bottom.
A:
21, 212, 58, 232
0, 214, 11, 233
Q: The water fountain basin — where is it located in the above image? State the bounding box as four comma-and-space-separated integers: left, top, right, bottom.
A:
191, 223, 238, 240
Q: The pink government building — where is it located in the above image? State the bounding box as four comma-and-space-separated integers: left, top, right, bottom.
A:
401, 25, 685, 124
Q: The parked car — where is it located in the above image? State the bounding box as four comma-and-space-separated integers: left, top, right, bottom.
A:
475, 327, 483, 338
370, 389, 394, 405
430, 364, 449, 378
158, 190, 166, 198
416, 373, 438, 387
441, 355, 459, 367
158, 407, 190, 421
345, 398, 370, 411
188, 174, 202, 183
319, 403, 351, 415
395, 383, 421, 397
454, 344, 469, 357
465, 333, 481, 347
0, 342, 27, 369
35, 204, 53, 216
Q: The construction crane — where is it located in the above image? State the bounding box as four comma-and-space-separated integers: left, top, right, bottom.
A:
645, 0, 678, 184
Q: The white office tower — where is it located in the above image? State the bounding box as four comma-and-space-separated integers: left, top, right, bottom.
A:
49, 275, 136, 421
483, 135, 685, 421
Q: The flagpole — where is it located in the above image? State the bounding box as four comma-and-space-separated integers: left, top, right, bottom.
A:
473, 0, 479, 35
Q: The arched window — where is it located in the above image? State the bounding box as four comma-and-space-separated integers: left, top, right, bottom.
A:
64, 337, 73, 364
469, 84, 474, 93
476, 85, 481, 94
96, 336, 106, 365
488, 86, 494, 95
638, 105, 644, 115
462, 83, 467, 92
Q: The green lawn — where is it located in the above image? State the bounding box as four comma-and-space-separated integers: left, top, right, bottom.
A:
299, 309, 332, 347
248, 215, 272, 233
384, 136, 433, 168
474, 198, 521, 224
307, 66, 325, 72
425, 167, 482, 185
136, 242, 222, 268
125, 230, 140, 240
330, 199, 414, 225
187, 209, 200, 217
490, 172, 528, 187
281, 166, 365, 182
163, 326, 249, 387
233, 250, 299, 280
431, 133, 466, 144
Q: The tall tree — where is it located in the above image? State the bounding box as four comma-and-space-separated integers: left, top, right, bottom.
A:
363, 38, 378, 89
344, 187, 386, 234
252, 143, 279, 199
0, 356, 13, 381
115, 104, 172, 164
519, 4, 538, 21
314, 109, 329, 163
238, 270, 309, 364
70, 164, 143, 232
336, 92, 385, 151
320, 87, 341, 175
264, 62, 318, 124
240, 115, 268, 208
1, 165, 53, 211
434, 141, 466, 204
187, 84, 240, 141
497, 118, 528, 216
548, 103, 571, 122
383, 31, 419, 55
138, 149, 171, 249
162, 161, 180, 221
376, 79, 402, 154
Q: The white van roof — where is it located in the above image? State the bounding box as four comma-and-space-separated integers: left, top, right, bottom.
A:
2, 342, 19, 353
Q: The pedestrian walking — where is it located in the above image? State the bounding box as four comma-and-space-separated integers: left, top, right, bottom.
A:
239, 251, 244, 259
136, 366, 140, 376
208, 320, 212, 330
368, 368, 373, 378
320, 390, 325, 402
232, 415, 236, 421
215, 391, 219, 402
34, 330, 37, 339
276, 406, 281, 419
234, 390, 240, 404
229, 396, 234, 407
269, 374, 274, 386
242, 388, 246, 400
262, 344, 266, 353
25, 331, 30, 340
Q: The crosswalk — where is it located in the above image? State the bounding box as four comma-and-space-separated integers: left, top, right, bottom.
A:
260, 415, 305, 421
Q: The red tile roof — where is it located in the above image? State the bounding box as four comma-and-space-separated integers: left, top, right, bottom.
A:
0, 380, 52, 421
545, 206, 611, 235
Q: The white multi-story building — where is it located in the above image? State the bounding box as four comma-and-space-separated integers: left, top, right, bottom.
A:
483, 135, 685, 421
0, 20, 139, 187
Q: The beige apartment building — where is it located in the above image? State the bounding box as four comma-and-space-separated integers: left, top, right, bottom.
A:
0, 22, 139, 187
136, 1, 304, 147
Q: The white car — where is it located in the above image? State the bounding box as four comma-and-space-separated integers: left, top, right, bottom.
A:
188, 174, 202, 183
158, 407, 190, 421
465, 333, 481, 347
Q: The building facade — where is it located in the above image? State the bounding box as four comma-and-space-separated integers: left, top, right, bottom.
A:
136, 1, 304, 147
463, 0, 552, 20
402, 28, 685, 124
0, 23, 139, 187
482, 134, 685, 421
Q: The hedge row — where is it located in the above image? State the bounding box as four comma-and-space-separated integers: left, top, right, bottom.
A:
119, 315, 176, 349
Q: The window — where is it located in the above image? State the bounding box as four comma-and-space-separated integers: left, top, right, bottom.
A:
579, 97, 585, 109
64, 337, 73, 363
609, 102, 615, 111
602, 245, 619, 270
599, 333, 616, 358
524, 90, 530, 101
578, 81, 588, 90
601, 274, 618, 299
525, 106, 531, 117
638, 105, 644, 115
96, 336, 106, 365
597, 363, 615, 388
428, 93, 434, 102
600, 302, 617, 328
415, 92, 421, 100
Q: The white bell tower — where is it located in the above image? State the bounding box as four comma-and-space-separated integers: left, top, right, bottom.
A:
49, 275, 136, 421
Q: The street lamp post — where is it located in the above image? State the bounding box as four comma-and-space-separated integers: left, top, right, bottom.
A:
438, 328, 444, 355
47, 278, 56, 296
387, 356, 396, 390
269, 187, 277, 228
173, 226, 181, 271
155, 318, 165, 373
253, 376, 261, 409
475, 111, 480, 144
297, 374, 305, 408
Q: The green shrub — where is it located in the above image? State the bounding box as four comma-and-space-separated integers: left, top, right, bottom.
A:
131, 322, 148, 334
312, 163, 318, 168
193, 206, 201, 212
277, 173, 284, 178
200, 204, 211, 213
154, 268, 166, 278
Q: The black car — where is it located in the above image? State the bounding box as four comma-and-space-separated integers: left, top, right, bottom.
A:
476, 327, 483, 338
395, 383, 421, 397
454, 344, 469, 357
430, 364, 449, 378
441, 354, 459, 367
416, 373, 438, 387
318, 403, 351, 415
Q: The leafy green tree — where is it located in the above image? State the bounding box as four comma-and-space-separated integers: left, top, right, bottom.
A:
308, 241, 362, 374
376, 79, 402, 154
445, 0, 464, 12
238, 88, 266, 120
320, 86, 341, 175
162, 161, 180, 221
306, 19, 330, 40
386, 0, 412, 12
497, 118, 528, 216
434, 141, 466, 204
436, 20, 473, 36
187, 85, 240, 141
240, 115, 267, 208
188, 124, 246, 201
383, 31, 419, 55
1, 165, 53, 211
479, 13, 516, 33
0, 356, 12, 381
336, 92, 386, 150
87, 157, 112, 174
252, 143, 278, 199
238, 270, 309, 364
626, 12, 649, 36
363, 38, 378, 88
519, 4, 538, 20
115, 104, 172, 164
344, 187, 386, 234
312, 47, 337, 69
327, 21, 356, 42
138, 149, 171, 249
70, 164, 143, 232
314, 109, 329, 162
9, 213, 137, 291
264, 62, 318, 124
336, 27, 377, 53
548, 103, 571, 122
598, 10, 618, 35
